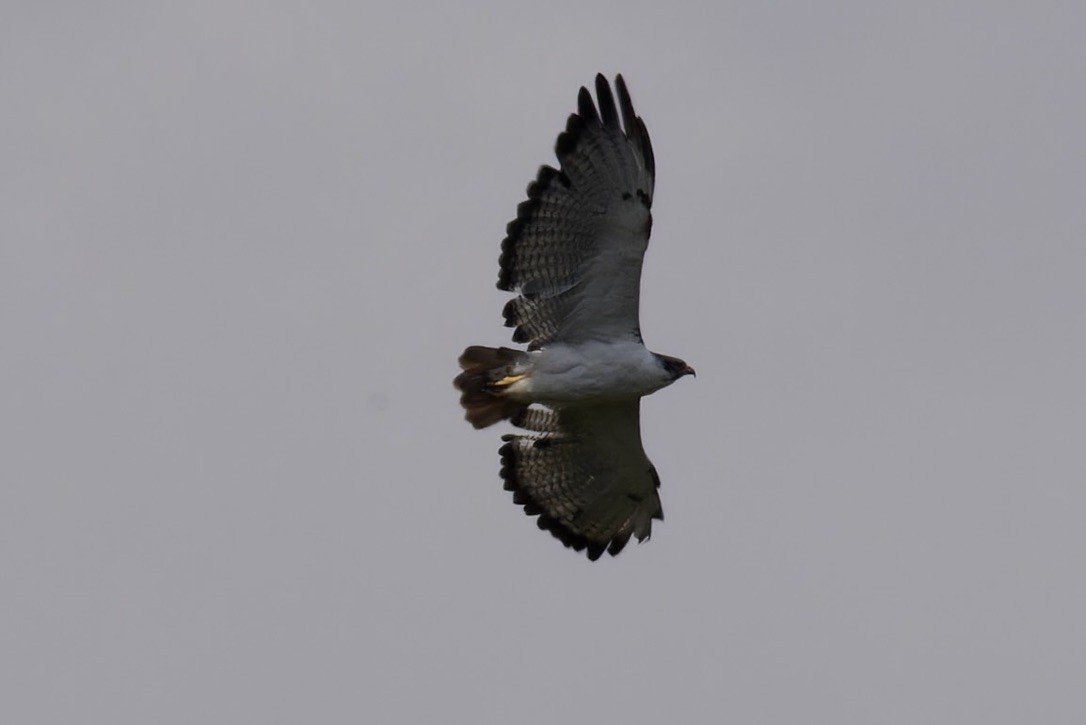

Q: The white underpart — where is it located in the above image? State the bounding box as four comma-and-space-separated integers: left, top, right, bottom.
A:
505, 340, 672, 405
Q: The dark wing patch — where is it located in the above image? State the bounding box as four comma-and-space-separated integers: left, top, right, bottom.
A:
499, 401, 663, 561
498, 74, 657, 348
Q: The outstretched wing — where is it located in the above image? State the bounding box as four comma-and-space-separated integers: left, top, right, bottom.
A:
498, 74, 656, 349
499, 400, 664, 560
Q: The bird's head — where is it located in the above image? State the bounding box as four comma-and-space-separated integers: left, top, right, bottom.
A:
656, 354, 696, 381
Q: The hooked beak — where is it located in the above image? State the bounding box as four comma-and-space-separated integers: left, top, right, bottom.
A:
683, 364, 696, 378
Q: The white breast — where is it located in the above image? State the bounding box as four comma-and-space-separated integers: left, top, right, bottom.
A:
507, 340, 670, 404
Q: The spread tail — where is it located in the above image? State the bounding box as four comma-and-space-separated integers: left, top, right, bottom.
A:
454, 346, 530, 429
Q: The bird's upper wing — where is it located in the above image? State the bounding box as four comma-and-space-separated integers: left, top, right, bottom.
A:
498, 74, 656, 349
500, 400, 663, 560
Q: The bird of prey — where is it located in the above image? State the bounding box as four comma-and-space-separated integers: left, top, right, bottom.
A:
455, 74, 694, 560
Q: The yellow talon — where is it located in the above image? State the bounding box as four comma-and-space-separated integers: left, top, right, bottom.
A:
493, 373, 527, 387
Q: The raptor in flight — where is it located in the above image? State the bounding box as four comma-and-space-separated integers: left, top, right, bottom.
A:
455, 74, 694, 560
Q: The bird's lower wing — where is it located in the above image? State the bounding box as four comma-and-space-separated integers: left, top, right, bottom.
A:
500, 400, 663, 560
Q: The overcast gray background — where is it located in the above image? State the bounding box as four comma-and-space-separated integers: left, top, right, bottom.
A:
3, 2, 1084, 723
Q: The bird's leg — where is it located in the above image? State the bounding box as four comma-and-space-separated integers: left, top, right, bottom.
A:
491, 373, 528, 387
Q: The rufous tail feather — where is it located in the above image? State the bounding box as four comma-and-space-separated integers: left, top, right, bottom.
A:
454, 346, 530, 429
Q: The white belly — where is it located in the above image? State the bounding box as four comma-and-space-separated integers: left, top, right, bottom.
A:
506, 340, 670, 404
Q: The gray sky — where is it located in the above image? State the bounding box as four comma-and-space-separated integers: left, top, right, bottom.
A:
3, 2, 1084, 723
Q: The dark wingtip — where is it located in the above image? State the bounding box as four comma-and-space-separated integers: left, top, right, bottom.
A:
613, 75, 655, 180
615, 74, 635, 135
637, 117, 655, 178
594, 74, 619, 128
577, 85, 600, 125
607, 531, 633, 557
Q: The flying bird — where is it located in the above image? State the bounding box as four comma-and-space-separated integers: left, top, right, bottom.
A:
455, 74, 694, 560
